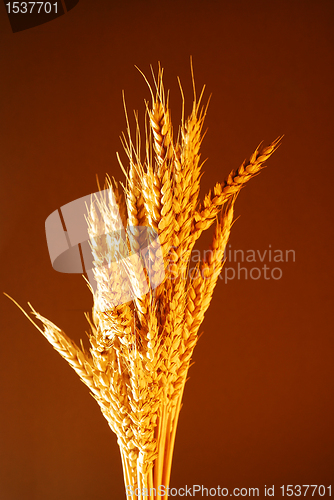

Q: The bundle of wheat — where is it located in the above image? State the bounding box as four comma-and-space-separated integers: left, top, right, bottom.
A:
6, 63, 281, 500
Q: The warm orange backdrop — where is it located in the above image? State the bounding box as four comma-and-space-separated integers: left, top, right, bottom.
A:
0, 1, 333, 499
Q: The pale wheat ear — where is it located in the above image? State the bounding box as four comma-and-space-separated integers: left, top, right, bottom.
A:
17, 65, 282, 499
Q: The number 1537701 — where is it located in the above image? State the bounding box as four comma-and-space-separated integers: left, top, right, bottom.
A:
280, 485, 331, 496
5, 2, 58, 14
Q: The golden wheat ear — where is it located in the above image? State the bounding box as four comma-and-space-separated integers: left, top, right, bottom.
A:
195, 135, 283, 235
3, 293, 99, 394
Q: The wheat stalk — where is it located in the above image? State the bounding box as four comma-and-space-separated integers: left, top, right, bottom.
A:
6, 63, 281, 500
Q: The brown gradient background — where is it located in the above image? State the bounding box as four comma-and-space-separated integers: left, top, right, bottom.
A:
0, 1, 333, 499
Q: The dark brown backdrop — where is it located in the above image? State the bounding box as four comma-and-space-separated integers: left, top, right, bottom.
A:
0, 1, 333, 499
